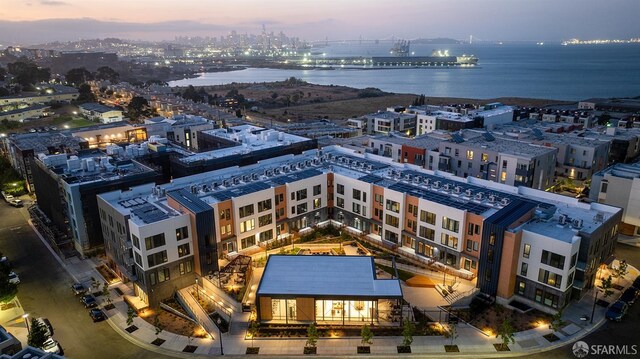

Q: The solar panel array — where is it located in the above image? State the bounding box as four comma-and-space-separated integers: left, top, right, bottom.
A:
212, 181, 271, 202
131, 203, 170, 224
118, 197, 148, 208
450, 133, 465, 143
483, 132, 496, 142
532, 128, 545, 140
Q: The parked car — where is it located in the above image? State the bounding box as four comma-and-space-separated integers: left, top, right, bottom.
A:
620, 288, 639, 305
605, 300, 629, 321
8, 272, 20, 285
42, 338, 62, 355
3, 194, 14, 203
71, 283, 86, 295
9, 199, 23, 207
35, 317, 54, 338
81, 294, 97, 308
89, 308, 106, 322
0, 257, 10, 268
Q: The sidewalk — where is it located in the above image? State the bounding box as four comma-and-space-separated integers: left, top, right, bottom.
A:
27, 218, 637, 357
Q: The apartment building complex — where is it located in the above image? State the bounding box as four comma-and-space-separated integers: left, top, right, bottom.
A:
97, 146, 620, 312
360, 111, 417, 135
78, 103, 124, 123
413, 103, 514, 135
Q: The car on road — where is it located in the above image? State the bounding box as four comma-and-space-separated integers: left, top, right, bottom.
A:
81, 294, 97, 308
89, 308, 106, 322
620, 287, 639, 305
71, 283, 86, 295
35, 317, 54, 338
42, 337, 62, 355
9, 199, 23, 207
605, 300, 629, 321
8, 272, 20, 285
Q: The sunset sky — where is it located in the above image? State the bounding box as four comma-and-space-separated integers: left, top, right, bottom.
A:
0, 0, 638, 45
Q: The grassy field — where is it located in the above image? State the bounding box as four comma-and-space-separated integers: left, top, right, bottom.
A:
0, 115, 97, 133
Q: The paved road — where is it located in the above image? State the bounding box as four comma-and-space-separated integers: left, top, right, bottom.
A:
526, 242, 640, 359
0, 200, 172, 359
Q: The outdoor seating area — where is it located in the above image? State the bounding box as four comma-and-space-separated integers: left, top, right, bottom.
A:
217, 254, 252, 297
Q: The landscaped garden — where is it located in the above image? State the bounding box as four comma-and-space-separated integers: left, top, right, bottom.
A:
453, 298, 553, 333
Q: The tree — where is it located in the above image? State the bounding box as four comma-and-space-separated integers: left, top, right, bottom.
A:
66, 68, 94, 86
77, 83, 96, 103
127, 96, 150, 121
248, 320, 260, 348
7, 61, 50, 87
0, 264, 18, 303
614, 261, 628, 285
549, 309, 565, 333
597, 113, 611, 126
600, 274, 614, 298
101, 282, 111, 305
443, 322, 458, 346
95, 66, 119, 83
126, 306, 137, 326
401, 319, 415, 347
28, 318, 49, 349
360, 324, 373, 346
0, 66, 6, 81
153, 314, 164, 336
306, 322, 319, 348
497, 318, 515, 351
271, 92, 278, 99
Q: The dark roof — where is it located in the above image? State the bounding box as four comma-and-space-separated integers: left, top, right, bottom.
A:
168, 189, 212, 213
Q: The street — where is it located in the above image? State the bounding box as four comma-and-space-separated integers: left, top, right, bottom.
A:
0, 199, 173, 359
526, 242, 640, 359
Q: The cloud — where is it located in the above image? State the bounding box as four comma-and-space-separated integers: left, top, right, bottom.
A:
40, 0, 68, 5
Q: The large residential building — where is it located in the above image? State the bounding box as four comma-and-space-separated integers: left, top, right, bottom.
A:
414, 103, 514, 135
0, 104, 51, 122
170, 125, 317, 178
0, 85, 78, 108
78, 103, 124, 123
97, 146, 620, 312
590, 161, 640, 237
32, 147, 162, 256
1, 132, 88, 192
361, 111, 417, 135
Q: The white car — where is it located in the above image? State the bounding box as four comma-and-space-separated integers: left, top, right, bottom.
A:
3, 194, 14, 203
8, 272, 20, 285
42, 338, 61, 354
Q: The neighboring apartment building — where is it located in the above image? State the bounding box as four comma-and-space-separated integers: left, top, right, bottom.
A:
590, 161, 640, 237
435, 131, 557, 190
413, 103, 514, 135
0, 104, 51, 122
78, 103, 124, 123
171, 125, 317, 178
361, 111, 417, 135
0, 85, 78, 108
161, 115, 215, 151
97, 146, 621, 312
31, 148, 162, 256
0, 132, 88, 192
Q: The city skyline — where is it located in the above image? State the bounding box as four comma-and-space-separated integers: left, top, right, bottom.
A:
0, 0, 639, 45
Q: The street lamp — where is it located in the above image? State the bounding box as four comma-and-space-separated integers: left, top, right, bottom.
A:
216, 317, 224, 355
22, 313, 29, 333
195, 277, 199, 301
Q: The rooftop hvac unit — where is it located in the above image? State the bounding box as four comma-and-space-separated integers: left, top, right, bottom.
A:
465, 189, 473, 197
252, 173, 259, 180
414, 176, 421, 183
265, 169, 273, 177
212, 182, 219, 189
433, 181, 441, 189
488, 195, 496, 203
475, 192, 484, 200
305, 160, 311, 167
501, 198, 510, 205
243, 175, 251, 182
454, 186, 462, 194
313, 158, 320, 165
405, 173, 412, 180
190, 185, 198, 194
282, 166, 290, 173
289, 164, 296, 171
274, 168, 281, 175
559, 214, 568, 225
367, 164, 373, 170
572, 218, 583, 229
594, 212, 604, 222
443, 183, 451, 191
424, 178, 431, 186
233, 177, 240, 184
223, 179, 231, 187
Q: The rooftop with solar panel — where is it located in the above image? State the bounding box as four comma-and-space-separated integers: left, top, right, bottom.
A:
446, 130, 558, 157
99, 144, 618, 232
